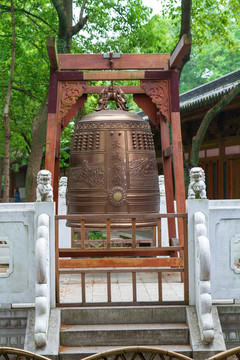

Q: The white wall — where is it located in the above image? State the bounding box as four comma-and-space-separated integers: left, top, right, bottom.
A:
0, 202, 55, 308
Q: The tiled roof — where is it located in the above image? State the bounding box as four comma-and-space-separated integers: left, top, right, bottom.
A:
180, 68, 240, 112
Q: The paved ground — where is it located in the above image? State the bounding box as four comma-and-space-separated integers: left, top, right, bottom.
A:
59, 271, 184, 304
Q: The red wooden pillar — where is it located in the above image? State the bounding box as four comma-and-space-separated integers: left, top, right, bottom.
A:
45, 71, 58, 192
134, 93, 177, 241
45, 112, 58, 184
170, 71, 186, 247
159, 112, 177, 240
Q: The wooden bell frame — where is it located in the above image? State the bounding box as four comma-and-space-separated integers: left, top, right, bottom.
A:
45, 36, 191, 245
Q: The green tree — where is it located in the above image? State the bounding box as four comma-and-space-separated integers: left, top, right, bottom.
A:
2, 0, 15, 202
1, 0, 151, 201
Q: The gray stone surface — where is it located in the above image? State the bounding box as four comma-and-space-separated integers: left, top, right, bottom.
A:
186, 306, 226, 360
24, 309, 60, 359
60, 323, 189, 346
59, 306, 191, 358
59, 345, 193, 360
61, 306, 187, 325
218, 305, 240, 349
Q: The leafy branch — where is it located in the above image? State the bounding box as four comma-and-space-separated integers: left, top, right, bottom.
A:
0, 4, 57, 33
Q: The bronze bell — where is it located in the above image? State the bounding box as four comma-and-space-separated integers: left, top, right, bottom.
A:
66, 87, 160, 228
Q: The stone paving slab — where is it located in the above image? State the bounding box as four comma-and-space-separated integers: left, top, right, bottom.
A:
59, 272, 184, 304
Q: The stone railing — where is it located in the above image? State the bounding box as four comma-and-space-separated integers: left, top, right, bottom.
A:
34, 213, 51, 347
0, 202, 55, 349
194, 211, 214, 344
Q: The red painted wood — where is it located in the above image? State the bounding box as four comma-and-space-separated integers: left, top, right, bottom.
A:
48, 72, 58, 113
171, 112, 186, 247
133, 94, 159, 128
46, 37, 59, 70
59, 53, 170, 70
56, 213, 187, 220
58, 247, 182, 258
145, 71, 171, 80
57, 72, 84, 81
54, 122, 61, 208
170, 71, 180, 112
62, 95, 88, 129
59, 257, 183, 268
45, 113, 58, 185
85, 86, 145, 94
169, 34, 192, 69
208, 162, 213, 199
159, 112, 176, 240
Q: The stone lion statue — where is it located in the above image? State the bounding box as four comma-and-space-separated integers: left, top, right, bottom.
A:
188, 167, 207, 199
59, 176, 67, 198
36, 170, 53, 202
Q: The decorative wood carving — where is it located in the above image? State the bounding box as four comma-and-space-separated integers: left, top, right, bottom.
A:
141, 80, 170, 122
59, 81, 87, 119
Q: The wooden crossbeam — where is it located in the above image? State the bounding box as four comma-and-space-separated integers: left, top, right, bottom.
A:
56, 213, 187, 220
83, 71, 145, 80
169, 34, 192, 69
46, 37, 59, 70
59, 257, 183, 269
58, 246, 183, 258
58, 53, 170, 71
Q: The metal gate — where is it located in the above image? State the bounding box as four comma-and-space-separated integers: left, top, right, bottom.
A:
55, 213, 188, 306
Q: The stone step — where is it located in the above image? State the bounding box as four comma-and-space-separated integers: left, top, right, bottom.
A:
60, 323, 189, 346
61, 306, 187, 325
59, 345, 192, 360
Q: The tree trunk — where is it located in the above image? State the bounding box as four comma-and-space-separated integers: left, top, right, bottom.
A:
0, 157, 3, 198
3, 0, 15, 203
190, 83, 240, 166
25, 94, 48, 201
25, 0, 75, 200
178, 0, 192, 75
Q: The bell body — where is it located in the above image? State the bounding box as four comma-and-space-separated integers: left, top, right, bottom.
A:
67, 110, 160, 228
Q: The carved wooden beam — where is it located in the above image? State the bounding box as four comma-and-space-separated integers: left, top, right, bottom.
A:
46, 37, 59, 71
169, 34, 192, 69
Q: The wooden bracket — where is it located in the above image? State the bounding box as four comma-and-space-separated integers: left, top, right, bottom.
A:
141, 80, 170, 122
